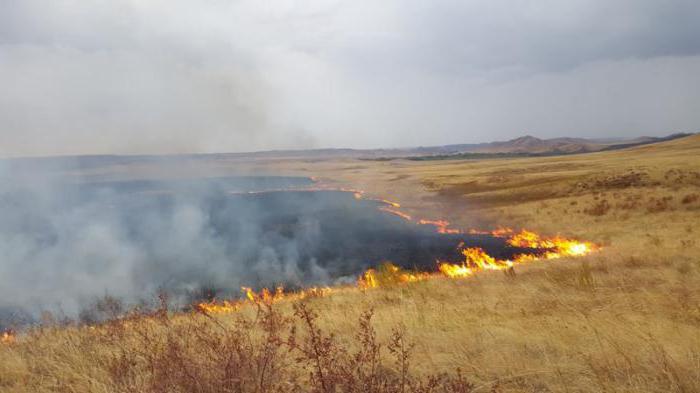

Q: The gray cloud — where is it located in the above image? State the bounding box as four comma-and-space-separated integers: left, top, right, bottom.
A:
1, 0, 699, 156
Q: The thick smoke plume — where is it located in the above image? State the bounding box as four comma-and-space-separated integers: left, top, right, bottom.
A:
0, 158, 337, 323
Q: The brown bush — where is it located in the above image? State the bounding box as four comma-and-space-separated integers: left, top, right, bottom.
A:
584, 199, 611, 216
591, 171, 648, 190
681, 193, 699, 204
104, 302, 476, 393
647, 196, 673, 213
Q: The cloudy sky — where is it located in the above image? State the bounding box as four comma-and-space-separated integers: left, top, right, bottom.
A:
1, 0, 699, 156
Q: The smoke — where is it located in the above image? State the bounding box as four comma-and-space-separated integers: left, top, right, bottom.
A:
0, 159, 333, 321
0, 156, 537, 327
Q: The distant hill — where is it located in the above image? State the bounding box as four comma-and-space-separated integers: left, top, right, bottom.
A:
226, 133, 694, 160
396, 133, 694, 161
1, 133, 695, 170
470, 135, 596, 154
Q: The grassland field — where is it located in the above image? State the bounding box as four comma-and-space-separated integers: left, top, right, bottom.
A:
1, 135, 699, 392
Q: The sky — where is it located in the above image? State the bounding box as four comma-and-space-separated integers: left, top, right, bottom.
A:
1, 0, 699, 156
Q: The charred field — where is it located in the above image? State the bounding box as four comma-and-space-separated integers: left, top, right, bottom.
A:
1, 135, 700, 392
0, 173, 578, 326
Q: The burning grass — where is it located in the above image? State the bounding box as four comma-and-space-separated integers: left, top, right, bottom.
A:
192, 227, 597, 312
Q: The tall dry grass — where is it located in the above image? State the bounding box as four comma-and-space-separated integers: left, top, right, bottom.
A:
1, 300, 476, 393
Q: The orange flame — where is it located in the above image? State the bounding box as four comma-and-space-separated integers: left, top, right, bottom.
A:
358, 262, 429, 289
438, 230, 596, 279
379, 206, 412, 220
197, 286, 334, 315
438, 247, 514, 278
197, 228, 597, 314
380, 199, 401, 208
198, 188, 598, 316
1, 331, 15, 344
418, 219, 461, 234
507, 229, 596, 257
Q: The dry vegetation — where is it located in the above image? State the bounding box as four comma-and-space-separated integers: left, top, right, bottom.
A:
2, 136, 700, 392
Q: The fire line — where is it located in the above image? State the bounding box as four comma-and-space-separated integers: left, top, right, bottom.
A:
195, 189, 598, 314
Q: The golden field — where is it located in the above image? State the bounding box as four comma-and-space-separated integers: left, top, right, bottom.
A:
1, 135, 700, 392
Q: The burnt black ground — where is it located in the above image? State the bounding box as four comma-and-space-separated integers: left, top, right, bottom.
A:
0, 176, 535, 325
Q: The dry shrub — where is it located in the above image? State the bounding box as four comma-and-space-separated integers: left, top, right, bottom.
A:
665, 169, 700, 186
681, 193, 699, 204
680, 239, 696, 247
105, 302, 476, 393
646, 234, 663, 247
584, 199, 611, 216
616, 193, 642, 210
591, 171, 648, 190
647, 196, 673, 213
623, 256, 647, 268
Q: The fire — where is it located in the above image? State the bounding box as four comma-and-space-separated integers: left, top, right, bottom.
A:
1, 331, 15, 344
379, 206, 412, 220
468, 227, 513, 236
241, 286, 285, 303
437, 230, 596, 279
438, 247, 514, 278
196, 225, 596, 316
197, 286, 334, 315
438, 263, 473, 278
196, 300, 241, 314
380, 199, 401, 208
418, 219, 461, 234
463, 247, 513, 270
197, 188, 598, 317
506, 229, 596, 257
358, 262, 429, 289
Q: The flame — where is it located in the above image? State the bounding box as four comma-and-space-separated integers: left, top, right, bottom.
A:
468, 227, 513, 236
358, 269, 379, 289
197, 286, 334, 315
196, 225, 597, 315
380, 199, 401, 208
418, 219, 461, 234
438, 263, 474, 278
1, 331, 15, 344
198, 187, 598, 317
379, 206, 412, 220
438, 230, 596, 279
506, 229, 596, 257
196, 300, 241, 314
358, 262, 429, 289
438, 247, 514, 278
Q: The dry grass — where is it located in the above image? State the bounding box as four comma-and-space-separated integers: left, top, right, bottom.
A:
2, 135, 700, 392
